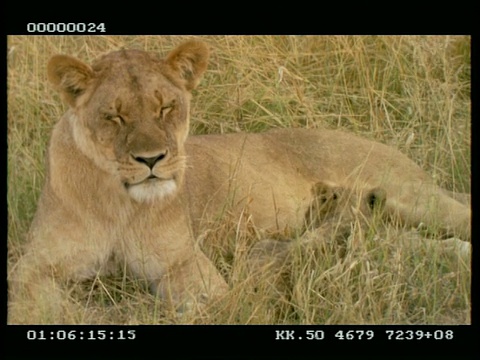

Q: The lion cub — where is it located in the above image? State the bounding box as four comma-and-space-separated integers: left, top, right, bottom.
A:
246, 182, 386, 287
8, 41, 470, 324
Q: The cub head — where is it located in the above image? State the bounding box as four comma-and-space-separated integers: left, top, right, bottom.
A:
305, 181, 387, 232
47, 41, 210, 203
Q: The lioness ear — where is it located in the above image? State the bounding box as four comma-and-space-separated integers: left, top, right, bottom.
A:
47, 55, 94, 107
165, 40, 210, 91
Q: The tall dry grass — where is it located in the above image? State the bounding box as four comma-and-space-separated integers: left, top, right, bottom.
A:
7, 35, 471, 324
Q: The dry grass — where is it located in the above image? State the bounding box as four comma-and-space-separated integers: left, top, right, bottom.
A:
7, 35, 471, 324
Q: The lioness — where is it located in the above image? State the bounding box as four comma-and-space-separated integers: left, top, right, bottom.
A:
8, 40, 470, 324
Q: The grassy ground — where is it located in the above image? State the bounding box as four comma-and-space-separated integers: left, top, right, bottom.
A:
7, 35, 471, 324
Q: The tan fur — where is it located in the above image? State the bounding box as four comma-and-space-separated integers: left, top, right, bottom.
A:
247, 183, 387, 283
246, 183, 386, 291
8, 41, 471, 324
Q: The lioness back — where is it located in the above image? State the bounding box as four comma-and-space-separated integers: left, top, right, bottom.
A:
184, 128, 461, 239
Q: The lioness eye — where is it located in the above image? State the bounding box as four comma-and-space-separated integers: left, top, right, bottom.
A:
160, 105, 173, 117
104, 114, 124, 125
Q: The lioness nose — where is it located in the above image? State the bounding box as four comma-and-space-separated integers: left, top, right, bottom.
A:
134, 151, 167, 169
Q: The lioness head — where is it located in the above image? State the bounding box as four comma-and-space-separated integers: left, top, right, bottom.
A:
47, 41, 209, 202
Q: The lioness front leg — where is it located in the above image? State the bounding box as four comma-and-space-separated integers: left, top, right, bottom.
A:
125, 246, 228, 314
9, 240, 113, 324
9, 253, 66, 324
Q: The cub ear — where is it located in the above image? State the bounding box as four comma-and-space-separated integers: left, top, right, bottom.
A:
165, 40, 210, 91
311, 181, 341, 203
47, 55, 94, 107
366, 187, 387, 211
